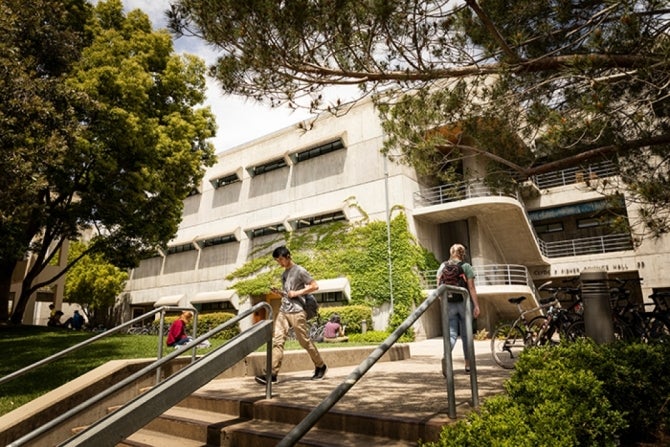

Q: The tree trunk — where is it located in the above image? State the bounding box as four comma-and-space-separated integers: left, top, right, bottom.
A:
0, 261, 15, 323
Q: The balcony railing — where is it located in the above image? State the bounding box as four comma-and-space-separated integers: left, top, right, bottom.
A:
421, 264, 533, 290
539, 233, 634, 258
413, 181, 518, 207
530, 160, 618, 189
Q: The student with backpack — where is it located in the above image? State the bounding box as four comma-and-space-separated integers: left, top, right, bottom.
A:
436, 243, 480, 372
255, 246, 327, 385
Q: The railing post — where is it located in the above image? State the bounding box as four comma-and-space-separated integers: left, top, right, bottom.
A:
439, 294, 456, 419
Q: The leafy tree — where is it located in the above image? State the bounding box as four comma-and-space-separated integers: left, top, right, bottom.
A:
168, 0, 670, 236
0, 0, 216, 324
64, 241, 128, 328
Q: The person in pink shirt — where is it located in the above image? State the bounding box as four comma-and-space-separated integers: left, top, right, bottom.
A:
323, 314, 348, 343
166, 311, 194, 348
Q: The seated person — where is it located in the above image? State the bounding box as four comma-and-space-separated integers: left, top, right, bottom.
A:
323, 314, 349, 343
47, 310, 64, 327
166, 311, 194, 348
63, 310, 85, 330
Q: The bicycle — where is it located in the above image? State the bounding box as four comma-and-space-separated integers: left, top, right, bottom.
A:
287, 316, 325, 342
490, 295, 560, 369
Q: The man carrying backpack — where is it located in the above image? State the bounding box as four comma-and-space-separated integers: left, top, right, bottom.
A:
255, 246, 327, 385
436, 243, 480, 372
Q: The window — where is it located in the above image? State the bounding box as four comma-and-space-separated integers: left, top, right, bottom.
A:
201, 234, 237, 248
295, 211, 346, 230
166, 243, 196, 255
200, 301, 236, 312
294, 139, 345, 163
212, 173, 240, 188
577, 216, 616, 229
249, 158, 287, 176
535, 222, 563, 234
315, 292, 345, 303
250, 223, 286, 238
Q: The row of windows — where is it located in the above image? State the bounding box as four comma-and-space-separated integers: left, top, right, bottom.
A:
211, 138, 345, 188
163, 211, 348, 255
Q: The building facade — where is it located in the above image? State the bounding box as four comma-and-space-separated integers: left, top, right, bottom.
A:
122, 99, 670, 338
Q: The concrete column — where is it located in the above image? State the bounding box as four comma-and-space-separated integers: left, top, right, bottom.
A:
580, 270, 614, 344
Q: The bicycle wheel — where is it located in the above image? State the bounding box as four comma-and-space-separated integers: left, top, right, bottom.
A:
564, 320, 632, 341
565, 320, 586, 341
527, 316, 558, 346
491, 323, 526, 369
649, 315, 670, 343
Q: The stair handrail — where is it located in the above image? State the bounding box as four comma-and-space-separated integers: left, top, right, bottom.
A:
0, 306, 197, 387
277, 284, 477, 446
8, 302, 273, 447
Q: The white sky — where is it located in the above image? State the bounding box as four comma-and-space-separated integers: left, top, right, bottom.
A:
119, 0, 317, 152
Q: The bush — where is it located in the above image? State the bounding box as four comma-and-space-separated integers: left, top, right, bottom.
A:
158, 311, 239, 340
423, 338, 670, 447
318, 305, 371, 334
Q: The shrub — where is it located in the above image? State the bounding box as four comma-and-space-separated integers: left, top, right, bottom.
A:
158, 311, 239, 340
318, 305, 371, 334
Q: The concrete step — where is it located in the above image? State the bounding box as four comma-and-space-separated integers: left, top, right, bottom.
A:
118, 428, 207, 447
126, 417, 417, 447
192, 383, 446, 442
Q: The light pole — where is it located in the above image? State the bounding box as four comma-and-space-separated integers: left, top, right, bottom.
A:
384, 155, 394, 313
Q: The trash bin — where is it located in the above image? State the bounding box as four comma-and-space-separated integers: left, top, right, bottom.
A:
580, 270, 614, 344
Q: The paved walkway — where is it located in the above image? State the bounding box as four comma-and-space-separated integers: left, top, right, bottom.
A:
198, 338, 513, 422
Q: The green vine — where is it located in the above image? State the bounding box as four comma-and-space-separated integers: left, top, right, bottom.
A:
226, 210, 440, 327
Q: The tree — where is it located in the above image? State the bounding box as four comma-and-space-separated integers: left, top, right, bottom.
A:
0, 0, 217, 324
64, 241, 128, 328
168, 0, 670, 236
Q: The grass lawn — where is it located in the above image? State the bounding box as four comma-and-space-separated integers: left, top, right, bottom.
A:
0, 325, 359, 417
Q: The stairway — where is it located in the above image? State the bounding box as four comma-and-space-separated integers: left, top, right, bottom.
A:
118, 385, 438, 447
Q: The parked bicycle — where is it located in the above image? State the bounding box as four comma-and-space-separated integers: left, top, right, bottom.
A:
287, 316, 326, 342
608, 278, 670, 343
490, 295, 560, 369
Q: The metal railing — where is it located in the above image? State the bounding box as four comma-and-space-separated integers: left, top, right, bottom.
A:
422, 264, 532, 290
277, 284, 478, 446
539, 233, 634, 257
531, 160, 618, 189
413, 180, 518, 207
0, 306, 198, 388
9, 302, 273, 447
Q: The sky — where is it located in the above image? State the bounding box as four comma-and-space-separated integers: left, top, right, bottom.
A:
119, 0, 317, 152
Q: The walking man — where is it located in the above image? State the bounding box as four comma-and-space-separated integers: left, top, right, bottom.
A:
255, 246, 327, 384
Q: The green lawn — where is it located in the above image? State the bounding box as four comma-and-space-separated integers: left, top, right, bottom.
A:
0, 325, 358, 416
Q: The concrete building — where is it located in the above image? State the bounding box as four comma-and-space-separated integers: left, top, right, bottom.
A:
122, 98, 670, 338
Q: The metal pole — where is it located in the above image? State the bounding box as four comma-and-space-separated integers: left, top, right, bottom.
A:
440, 295, 456, 419
463, 293, 479, 408
384, 155, 394, 313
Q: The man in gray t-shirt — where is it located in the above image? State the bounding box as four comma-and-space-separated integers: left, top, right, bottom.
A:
255, 246, 327, 385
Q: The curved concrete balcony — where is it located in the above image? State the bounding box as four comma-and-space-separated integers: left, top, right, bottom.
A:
413, 182, 547, 265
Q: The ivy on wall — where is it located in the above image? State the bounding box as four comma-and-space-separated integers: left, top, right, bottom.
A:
226, 210, 440, 327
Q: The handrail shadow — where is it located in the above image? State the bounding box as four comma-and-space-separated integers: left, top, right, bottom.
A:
277, 284, 478, 446
8, 302, 273, 447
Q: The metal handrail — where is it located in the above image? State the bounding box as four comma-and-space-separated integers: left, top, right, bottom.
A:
0, 306, 198, 387
9, 302, 273, 447
277, 284, 477, 446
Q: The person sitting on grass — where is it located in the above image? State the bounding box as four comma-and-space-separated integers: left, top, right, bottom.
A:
166, 311, 194, 348
323, 314, 349, 343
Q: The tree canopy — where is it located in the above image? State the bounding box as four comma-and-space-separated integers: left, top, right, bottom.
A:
169, 0, 670, 236
0, 0, 216, 324
64, 241, 128, 328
